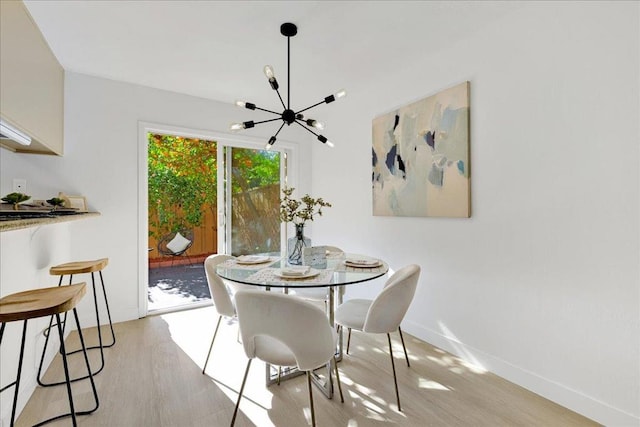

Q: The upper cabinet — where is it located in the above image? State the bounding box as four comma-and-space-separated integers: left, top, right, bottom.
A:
0, 0, 64, 155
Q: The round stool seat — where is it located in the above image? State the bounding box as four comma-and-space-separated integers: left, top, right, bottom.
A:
0, 282, 99, 426
0, 283, 86, 322
49, 258, 109, 276
38, 257, 116, 389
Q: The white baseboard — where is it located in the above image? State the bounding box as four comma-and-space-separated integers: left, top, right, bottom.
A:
402, 319, 640, 427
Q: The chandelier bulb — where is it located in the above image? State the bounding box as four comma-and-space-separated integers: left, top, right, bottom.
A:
230, 122, 244, 132
324, 88, 347, 105
235, 100, 246, 108
306, 119, 325, 131
265, 136, 276, 150
317, 134, 334, 147
264, 65, 275, 79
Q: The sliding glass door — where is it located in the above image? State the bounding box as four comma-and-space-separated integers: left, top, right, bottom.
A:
144, 128, 287, 314
218, 145, 284, 256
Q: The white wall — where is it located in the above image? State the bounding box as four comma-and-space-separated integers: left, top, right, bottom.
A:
0, 72, 313, 424
311, 2, 639, 426
0, 224, 73, 424
0, 2, 637, 425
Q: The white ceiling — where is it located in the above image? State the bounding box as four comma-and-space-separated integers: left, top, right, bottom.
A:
24, 1, 523, 108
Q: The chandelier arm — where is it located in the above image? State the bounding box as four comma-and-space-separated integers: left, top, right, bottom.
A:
253, 105, 282, 116
295, 120, 321, 137
296, 100, 326, 115
274, 121, 286, 137
254, 117, 284, 126
274, 88, 287, 110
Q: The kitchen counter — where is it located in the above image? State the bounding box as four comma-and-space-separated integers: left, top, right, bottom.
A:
0, 212, 100, 232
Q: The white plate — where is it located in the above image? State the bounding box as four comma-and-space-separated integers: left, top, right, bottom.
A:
344, 259, 382, 268
235, 255, 271, 265
273, 267, 320, 279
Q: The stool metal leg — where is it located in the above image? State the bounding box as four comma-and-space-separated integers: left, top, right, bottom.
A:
5, 320, 27, 427
56, 313, 78, 426
70, 307, 100, 415
37, 315, 55, 386
38, 268, 117, 386
97, 270, 116, 347
32, 309, 100, 427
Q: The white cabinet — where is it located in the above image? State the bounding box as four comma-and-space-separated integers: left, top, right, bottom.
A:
0, 0, 64, 155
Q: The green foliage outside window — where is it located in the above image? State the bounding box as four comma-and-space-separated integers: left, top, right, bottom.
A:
148, 133, 280, 238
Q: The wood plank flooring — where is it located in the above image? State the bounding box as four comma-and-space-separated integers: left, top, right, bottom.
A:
15, 305, 599, 426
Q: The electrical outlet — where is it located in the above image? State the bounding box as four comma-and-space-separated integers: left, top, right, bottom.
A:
12, 178, 27, 193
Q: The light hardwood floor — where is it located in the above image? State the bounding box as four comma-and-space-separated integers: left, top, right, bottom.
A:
15, 305, 599, 426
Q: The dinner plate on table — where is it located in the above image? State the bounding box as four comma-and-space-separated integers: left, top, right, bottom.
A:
344, 258, 382, 268
273, 267, 320, 279
235, 255, 271, 265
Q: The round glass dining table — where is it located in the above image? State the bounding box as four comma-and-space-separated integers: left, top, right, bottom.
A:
216, 252, 388, 287
215, 252, 389, 398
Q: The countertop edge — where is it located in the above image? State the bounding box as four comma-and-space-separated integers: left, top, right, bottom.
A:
0, 212, 101, 232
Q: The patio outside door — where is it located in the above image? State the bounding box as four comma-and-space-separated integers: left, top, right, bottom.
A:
146, 132, 284, 313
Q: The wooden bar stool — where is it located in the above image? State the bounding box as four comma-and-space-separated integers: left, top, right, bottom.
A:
37, 258, 116, 386
0, 283, 99, 426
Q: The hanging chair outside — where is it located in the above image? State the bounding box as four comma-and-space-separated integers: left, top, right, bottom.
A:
157, 229, 195, 267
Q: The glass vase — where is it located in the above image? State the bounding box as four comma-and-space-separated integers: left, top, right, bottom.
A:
287, 223, 310, 265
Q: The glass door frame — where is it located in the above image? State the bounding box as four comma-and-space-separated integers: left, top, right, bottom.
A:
137, 121, 300, 318
217, 141, 290, 256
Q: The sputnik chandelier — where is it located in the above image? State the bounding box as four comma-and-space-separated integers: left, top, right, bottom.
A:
230, 22, 346, 150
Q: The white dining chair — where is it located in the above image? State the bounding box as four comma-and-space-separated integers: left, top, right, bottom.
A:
202, 253, 236, 375
334, 264, 420, 411
231, 290, 344, 427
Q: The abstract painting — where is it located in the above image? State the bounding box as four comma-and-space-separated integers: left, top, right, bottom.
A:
372, 81, 470, 217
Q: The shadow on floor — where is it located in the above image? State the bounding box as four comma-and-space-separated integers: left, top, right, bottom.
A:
148, 263, 211, 311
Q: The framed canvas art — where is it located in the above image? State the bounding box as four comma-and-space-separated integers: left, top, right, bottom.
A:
372, 81, 470, 217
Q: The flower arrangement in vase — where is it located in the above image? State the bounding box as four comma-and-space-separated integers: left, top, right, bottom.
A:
279, 187, 331, 265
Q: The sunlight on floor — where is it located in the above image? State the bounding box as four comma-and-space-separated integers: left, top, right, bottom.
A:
437, 321, 487, 374
148, 284, 201, 310
419, 377, 450, 391
153, 306, 492, 426
160, 306, 280, 427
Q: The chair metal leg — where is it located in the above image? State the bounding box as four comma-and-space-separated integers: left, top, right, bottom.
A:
346, 328, 352, 354
231, 358, 252, 427
398, 326, 410, 367
332, 355, 344, 403
307, 371, 316, 427
387, 333, 401, 411
202, 315, 222, 374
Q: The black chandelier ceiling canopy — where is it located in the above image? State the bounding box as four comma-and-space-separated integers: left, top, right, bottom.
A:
230, 22, 346, 150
